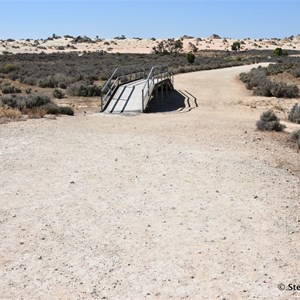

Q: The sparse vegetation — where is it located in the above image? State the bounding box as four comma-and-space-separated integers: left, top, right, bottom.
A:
67, 82, 101, 97
240, 64, 300, 98
0, 82, 21, 94
0, 63, 20, 74
114, 35, 126, 40
231, 42, 241, 51
0, 93, 74, 117
256, 110, 285, 131
53, 88, 65, 99
0, 50, 294, 89
291, 68, 300, 78
291, 129, 300, 151
0, 107, 22, 120
254, 81, 299, 98
58, 106, 74, 116
273, 47, 285, 56
152, 39, 183, 55
291, 129, 300, 140
0, 49, 299, 124
187, 52, 196, 64
288, 103, 300, 124
72, 36, 94, 44
38, 74, 75, 89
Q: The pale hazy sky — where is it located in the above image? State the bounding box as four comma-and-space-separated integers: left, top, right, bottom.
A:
1, 0, 299, 39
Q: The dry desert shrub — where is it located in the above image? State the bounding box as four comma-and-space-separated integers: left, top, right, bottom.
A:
291, 129, 300, 151
0, 94, 74, 117
256, 110, 285, 132
28, 108, 47, 119
288, 103, 300, 124
53, 88, 64, 99
0, 50, 283, 87
291, 129, 300, 140
67, 82, 101, 97
0, 107, 22, 119
0, 82, 22, 94
240, 66, 299, 98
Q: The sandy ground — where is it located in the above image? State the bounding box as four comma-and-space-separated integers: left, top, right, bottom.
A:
0, 64, 300, 299
1, 36, 300, 55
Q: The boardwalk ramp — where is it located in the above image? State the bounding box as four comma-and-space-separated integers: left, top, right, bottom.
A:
101, 65, 174, 113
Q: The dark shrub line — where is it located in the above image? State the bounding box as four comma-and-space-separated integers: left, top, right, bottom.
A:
0, 50, 285, 89
240, 66, 299, 98
0, 94, 74, 116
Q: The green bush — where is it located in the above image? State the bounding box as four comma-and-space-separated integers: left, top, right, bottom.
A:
187, 52, 196, 64
288, 103, 300, 124
273, 48, 283, 56
256, 110, 285, 131
231, 42, 241, 51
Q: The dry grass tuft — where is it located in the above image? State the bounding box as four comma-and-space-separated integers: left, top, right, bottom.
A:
27, 108, 47, 119
0, 107, 22, 119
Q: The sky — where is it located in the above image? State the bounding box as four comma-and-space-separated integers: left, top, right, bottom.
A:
0, 0, 299, 40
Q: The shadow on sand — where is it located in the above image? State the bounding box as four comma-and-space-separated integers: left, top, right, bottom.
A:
145, 89, 198, 113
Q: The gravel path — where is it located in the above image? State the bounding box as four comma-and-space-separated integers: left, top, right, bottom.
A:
0, 64, 299, 299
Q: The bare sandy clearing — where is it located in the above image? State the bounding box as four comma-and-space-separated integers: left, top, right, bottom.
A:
0, 65, 299, 299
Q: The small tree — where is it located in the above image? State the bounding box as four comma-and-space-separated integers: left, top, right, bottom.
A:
231, 41, 241, 51
274, 47, 283, 56
187, 52, 195, 64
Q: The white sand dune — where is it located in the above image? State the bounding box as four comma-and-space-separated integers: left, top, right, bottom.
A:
1, 36, 300, 55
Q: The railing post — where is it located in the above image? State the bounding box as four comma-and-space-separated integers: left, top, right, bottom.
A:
166, 82, 168, 98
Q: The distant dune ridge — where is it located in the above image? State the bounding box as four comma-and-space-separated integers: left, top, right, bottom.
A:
1, 34, 300, 55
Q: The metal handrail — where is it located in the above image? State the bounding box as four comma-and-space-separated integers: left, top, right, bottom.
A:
141, 65, 172, 111
101, 64, 174, 112
101, 65, 147, 111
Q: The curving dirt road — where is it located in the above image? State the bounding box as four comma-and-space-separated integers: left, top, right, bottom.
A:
0, 64, 299, 299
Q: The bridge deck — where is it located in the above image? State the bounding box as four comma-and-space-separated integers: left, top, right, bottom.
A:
101, 65, 173, 113
104, 78, 163, 114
